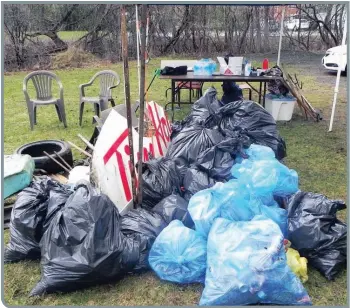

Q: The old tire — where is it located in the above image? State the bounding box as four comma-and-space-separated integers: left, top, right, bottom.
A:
15, 140, 73, 174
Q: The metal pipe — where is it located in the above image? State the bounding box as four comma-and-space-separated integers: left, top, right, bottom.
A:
137, 4, 147, 207
77, 133, 95, 150
67, 141, 92, 158
277, 6, 285, 67
329, 14, 347, 131
53, 151, 72, 170
43, 151, 71, 174
135, 5, 141, 97
121, 4, 137, 208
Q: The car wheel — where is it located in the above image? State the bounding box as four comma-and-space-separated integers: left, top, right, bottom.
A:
15, 140, 73, 173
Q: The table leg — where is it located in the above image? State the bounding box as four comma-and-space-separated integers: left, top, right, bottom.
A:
258, 82, 262, 105
263, 82, 267, 108
189, 82, 192, 104
171, 79, 175, 122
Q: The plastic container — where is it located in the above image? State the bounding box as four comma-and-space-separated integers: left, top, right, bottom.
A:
263, 58, 269, 70
193, 58, 216, 76
265, 94, 296, 121
244, 62, 251, 76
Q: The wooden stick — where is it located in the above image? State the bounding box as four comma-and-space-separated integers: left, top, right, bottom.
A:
54, 151, 72, 170
43, 151, 71, 173
121, 4, 137, 208
68, 141, 92, 158
77, 134, 95, 150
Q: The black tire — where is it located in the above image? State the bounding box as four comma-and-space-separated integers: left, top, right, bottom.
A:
15, 140, 73, 174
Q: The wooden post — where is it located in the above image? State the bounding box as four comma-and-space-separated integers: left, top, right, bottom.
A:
121, 4, 137, 208
137, 4, 147, 206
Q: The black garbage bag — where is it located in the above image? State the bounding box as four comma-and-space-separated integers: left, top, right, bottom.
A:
286, 190, 347, 280
210, 100, 286, 159
195, 131, 251, 181
152, 193, 194, 228
172, 157, 189, 185
121, 208, 167, 240
221, 81, 243, 105
182, 167, 217, 201
30, 182, 142, 296
170, 88, 222, 139
142, 157, 183, 208
261, 66, 289, 96
166, 125, 225, 166
121, 208, 168, 271
187, 87, 222, 124
4, 177, 72, 263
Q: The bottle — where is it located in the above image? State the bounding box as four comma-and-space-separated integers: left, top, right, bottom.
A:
262, 58, 269, 70
244, 62, 252, 77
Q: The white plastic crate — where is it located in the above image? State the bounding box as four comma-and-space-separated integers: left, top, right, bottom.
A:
265, 94, 296, 121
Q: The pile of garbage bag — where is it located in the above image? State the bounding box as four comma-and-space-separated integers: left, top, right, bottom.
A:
147, 142, 346, 305
30, 182, 174, 296
4, 87, 347, 304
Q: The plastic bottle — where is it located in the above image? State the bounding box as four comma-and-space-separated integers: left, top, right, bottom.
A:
244, 62, 252, 77
263, 58, 269, 70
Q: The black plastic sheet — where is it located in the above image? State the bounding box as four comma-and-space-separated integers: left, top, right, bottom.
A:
4, 177, 72, 263
287, 190, 347, 280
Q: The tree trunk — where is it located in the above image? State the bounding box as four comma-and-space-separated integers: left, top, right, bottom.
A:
255, 7, 262, 52
250, 10, 254, 52
162, 5, 190, 53
263, 6, 269, 52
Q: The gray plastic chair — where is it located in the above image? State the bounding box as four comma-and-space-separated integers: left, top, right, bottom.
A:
23, 70, 67, 130
79, 70, 120, 126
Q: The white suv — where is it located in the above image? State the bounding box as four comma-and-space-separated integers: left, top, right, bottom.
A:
322, 45, 347, 74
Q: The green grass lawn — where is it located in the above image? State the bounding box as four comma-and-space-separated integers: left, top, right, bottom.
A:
3, 57, 347, 306
36, 31, 88, 42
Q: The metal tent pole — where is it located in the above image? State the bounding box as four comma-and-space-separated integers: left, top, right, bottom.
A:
135, 5, 141, 97
137, 4, 147, 206
329, 14, 347, 132
121, 4, 137, 208
277, 6, 285, 67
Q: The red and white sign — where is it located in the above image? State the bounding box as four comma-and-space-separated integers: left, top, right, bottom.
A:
146, 101, 171, 157
91, 103, 171, 214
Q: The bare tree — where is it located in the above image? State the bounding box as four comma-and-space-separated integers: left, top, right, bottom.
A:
4, 4, 30, 67
264, 6, 270, 52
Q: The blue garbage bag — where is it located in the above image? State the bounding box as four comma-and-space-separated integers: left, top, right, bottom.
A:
149, 220, 207, 284
245, 143, 276, 161
188, 182, 234, 238
200, 216, 312, 306
231, 145, 298, 198
220, 180, 288, 237
188, 180, 288, 238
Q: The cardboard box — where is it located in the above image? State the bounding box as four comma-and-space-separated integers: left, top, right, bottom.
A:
217, 57, 244, 75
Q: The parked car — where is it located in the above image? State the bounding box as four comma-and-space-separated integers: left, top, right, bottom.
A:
322, 45, 347, 74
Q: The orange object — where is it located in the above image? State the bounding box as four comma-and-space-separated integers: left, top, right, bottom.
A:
263, 58, 269, 70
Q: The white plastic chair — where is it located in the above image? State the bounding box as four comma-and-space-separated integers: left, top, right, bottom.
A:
79, 70, 120, 126
23, 71, 67, 130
